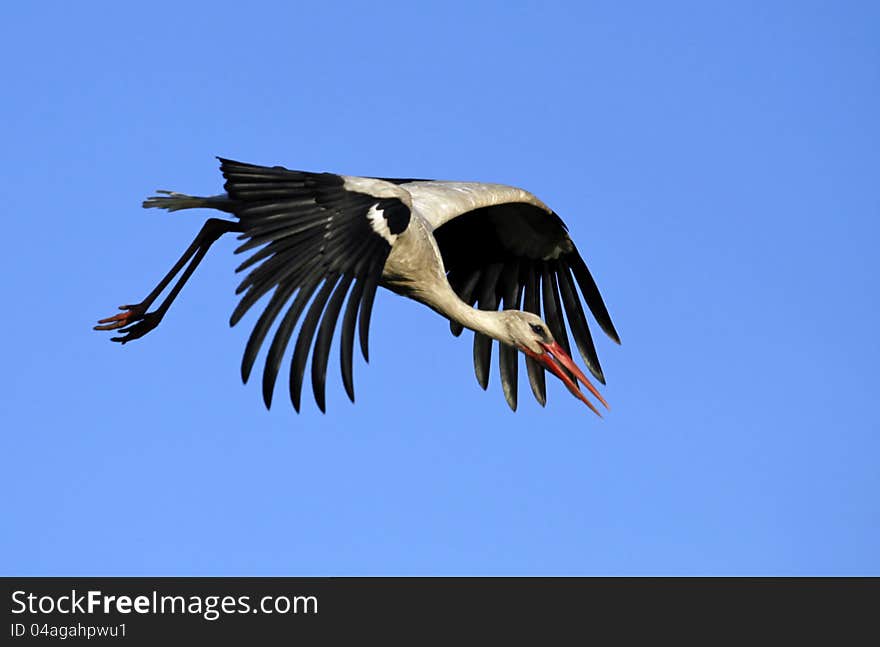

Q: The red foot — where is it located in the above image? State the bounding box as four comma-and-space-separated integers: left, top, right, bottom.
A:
94, 305, 145, 331
94, 304, 159, 344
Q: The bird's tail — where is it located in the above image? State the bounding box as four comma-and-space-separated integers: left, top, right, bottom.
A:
142, 190, 236, 213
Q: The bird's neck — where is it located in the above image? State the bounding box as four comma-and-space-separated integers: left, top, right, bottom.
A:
416, 279, 509, 341
382, 221, 511, 341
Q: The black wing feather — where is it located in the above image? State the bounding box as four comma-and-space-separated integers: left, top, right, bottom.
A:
241, 279, 298, 384
541, 264, 576, 385
220, 158, 410, 411
433, 202, 618, 408
340, 276, 367, 403
311, 274, 354, 412
261, 274, 322, 409
557, 263, 604, 383
289, 276, 339, 412
357, 261, 383, 363
472, 263, 504, 390
568, 253, 620, 344
448, 268, 482, 337
522, 265, 546, 406
499, 260, 521, 411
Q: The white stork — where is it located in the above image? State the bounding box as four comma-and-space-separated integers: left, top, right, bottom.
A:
95, 159, 620, 415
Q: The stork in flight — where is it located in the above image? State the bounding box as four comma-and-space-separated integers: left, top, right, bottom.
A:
95, 159, 620, 415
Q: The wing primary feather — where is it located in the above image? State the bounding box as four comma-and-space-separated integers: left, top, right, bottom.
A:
233, 228, 323, 297
239, 248, 331, 363
340, 277, 367, 402
238, 203, 324, 230
499, 260, 521, 411
449, 268, 482, 337
236, 211, 329, 243
235, 227, 327, 291
473, 333, 492, 390
235, 241, 282, 274
240, 281, 298, 384
234, 231, 324, 276
336, 245, 379, 402
231, 255, 320, 327
523, 264, 547, 406
237, 198, 318, 216
302, 232, 377, 408
237, 208, 358, 298
289, 276, 339, 412
234, 251, 306, 300
557, 262, 605, 384
310, 274, 353, 413
448, 270, 464, 294
234, 218, 328, 253
357, 253, 387, 363
260, 274, 322, 409
472, 263, 504, 390
542, 266, 577, 384
568, 253, 620, 344
458, 268, 483, 305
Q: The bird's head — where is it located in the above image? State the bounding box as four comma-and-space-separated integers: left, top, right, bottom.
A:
501, 311, 608, 415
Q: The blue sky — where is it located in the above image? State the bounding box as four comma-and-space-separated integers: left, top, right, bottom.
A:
2, 1, 877, 575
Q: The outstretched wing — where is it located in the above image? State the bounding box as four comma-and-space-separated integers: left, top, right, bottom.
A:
433, 201, 619, 411
220, 158, 411, 412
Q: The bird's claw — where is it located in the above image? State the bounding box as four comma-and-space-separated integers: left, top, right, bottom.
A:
94, 304, 160, 343
94, 304, 146, 330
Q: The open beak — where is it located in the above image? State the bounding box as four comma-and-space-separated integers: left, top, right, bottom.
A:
522, 341, 609, 417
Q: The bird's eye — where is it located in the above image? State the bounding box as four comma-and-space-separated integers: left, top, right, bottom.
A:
530, 323, 546, 338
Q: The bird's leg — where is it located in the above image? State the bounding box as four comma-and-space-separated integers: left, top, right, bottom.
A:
95, 218, 242, 344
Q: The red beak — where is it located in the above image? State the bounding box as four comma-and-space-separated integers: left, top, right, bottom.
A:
522, 341, 609, 416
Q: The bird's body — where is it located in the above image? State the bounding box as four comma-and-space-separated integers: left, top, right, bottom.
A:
96, 159, 619, 414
